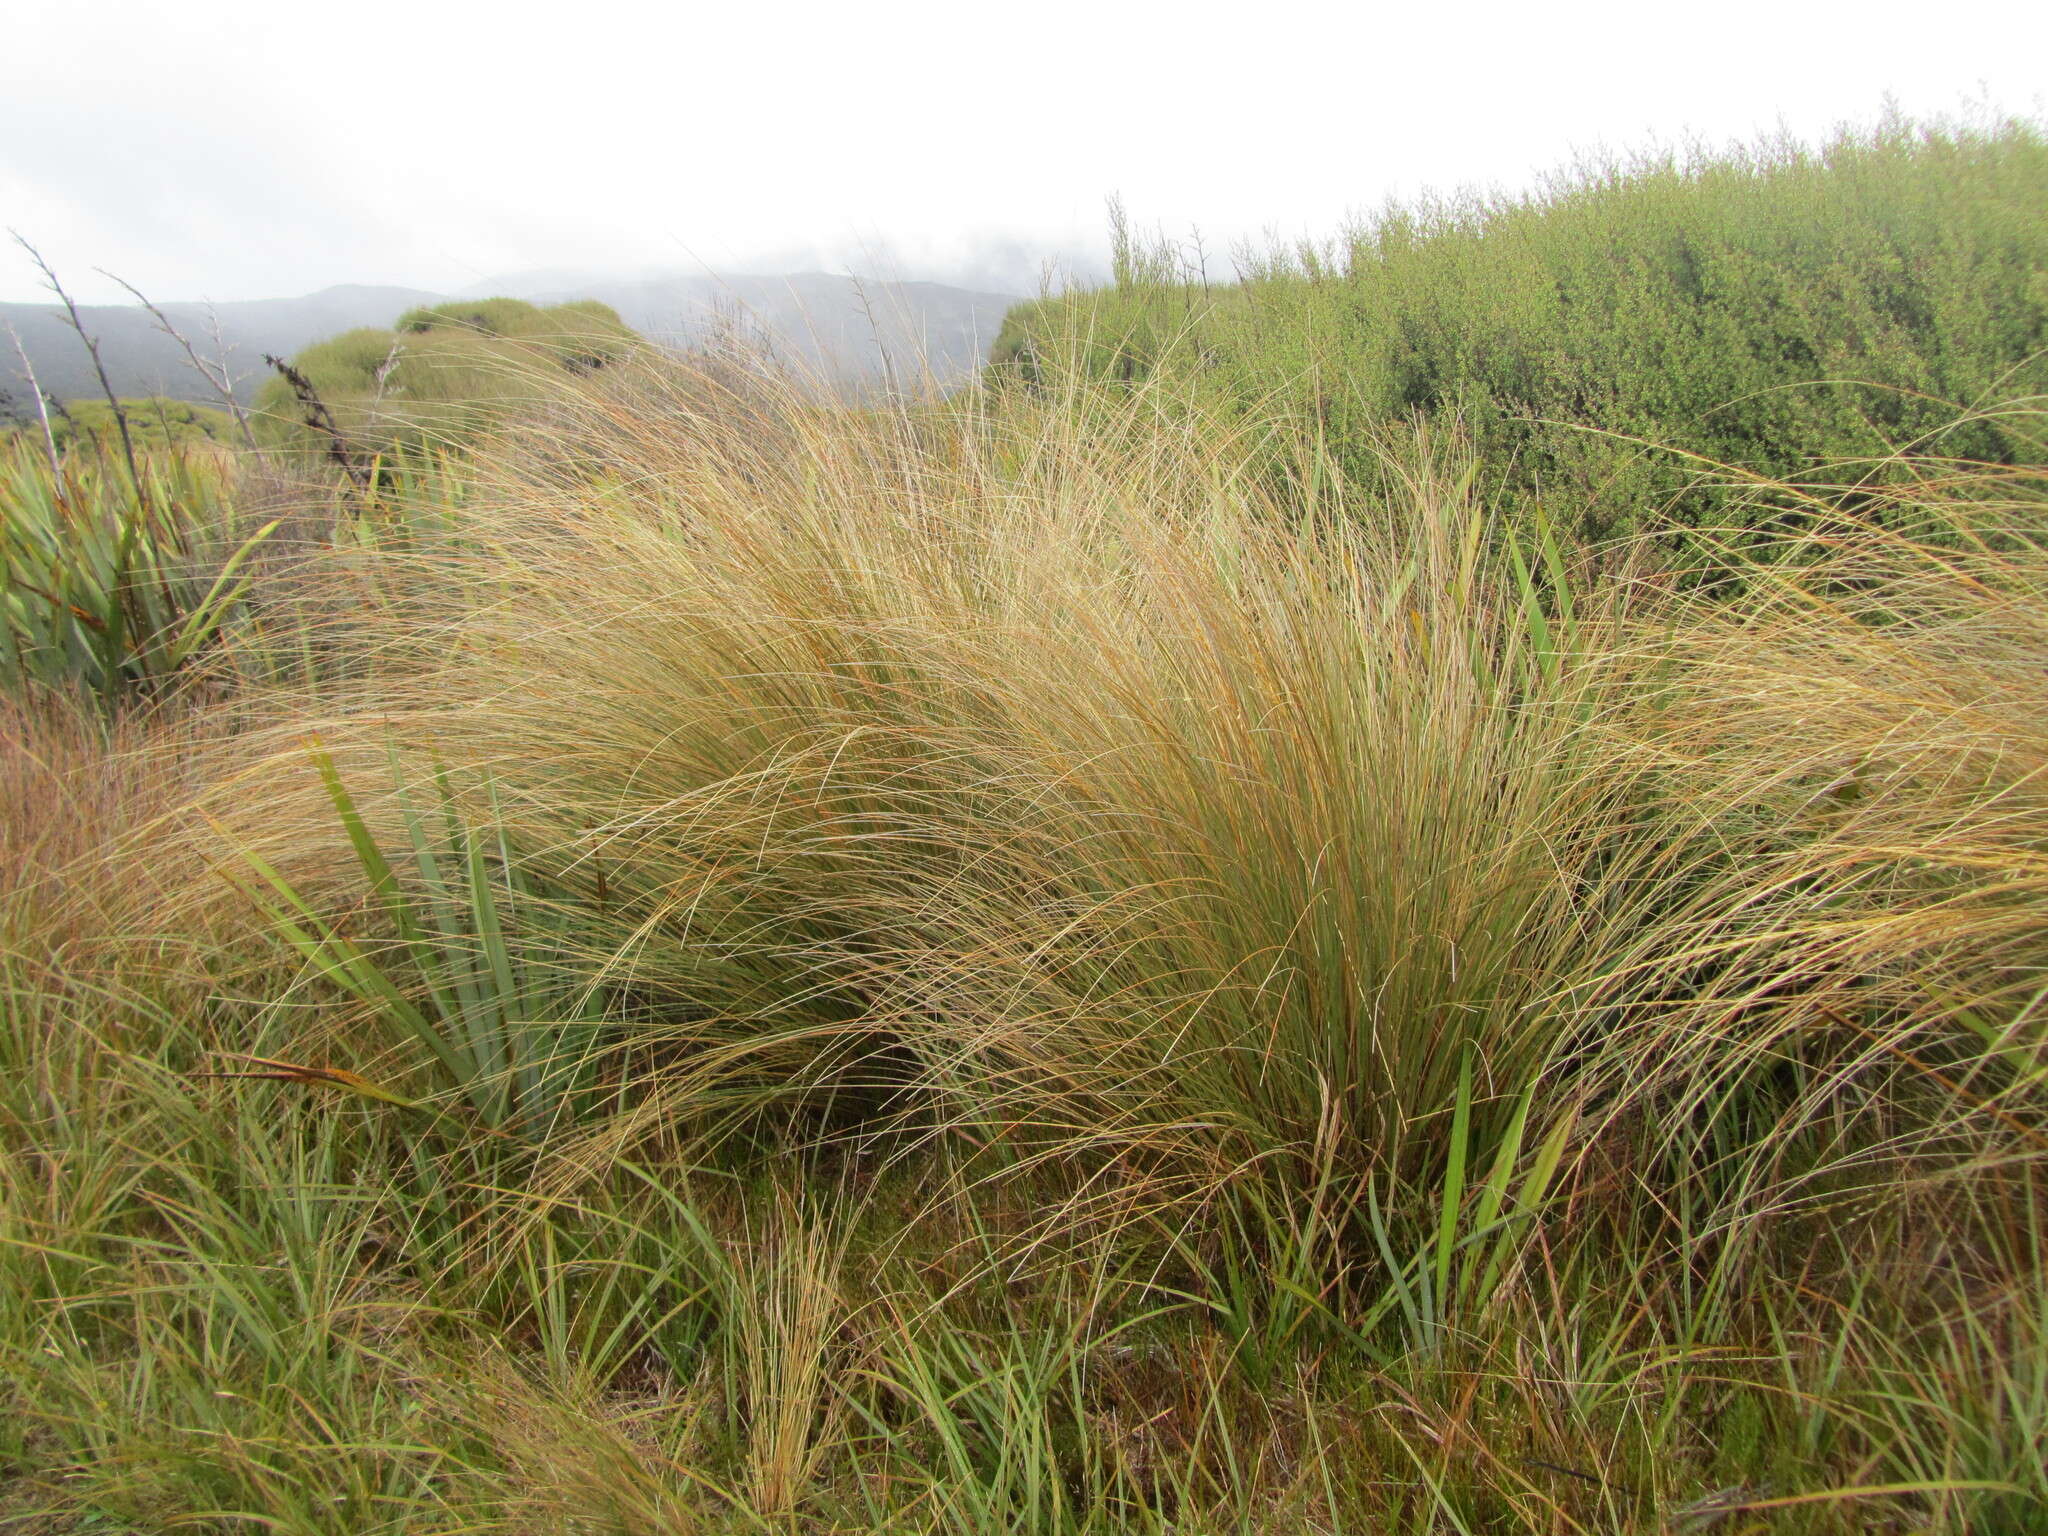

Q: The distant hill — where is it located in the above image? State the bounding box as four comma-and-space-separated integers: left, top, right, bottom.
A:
461, 268, 1024, 388
0, 285, 442, 416
1, 271, 1024, 417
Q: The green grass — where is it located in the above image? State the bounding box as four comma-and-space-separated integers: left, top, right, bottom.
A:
0, 303, 2043, 1529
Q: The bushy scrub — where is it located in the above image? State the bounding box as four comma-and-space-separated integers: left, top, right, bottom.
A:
993, 116, 2048, 543
217, 370, 2048, 1247
253, 295, 640, 464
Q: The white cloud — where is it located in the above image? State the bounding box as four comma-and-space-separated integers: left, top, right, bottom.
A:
4, 0, 2041, 303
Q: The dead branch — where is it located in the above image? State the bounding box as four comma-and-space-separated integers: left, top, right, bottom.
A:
98, 270, 260, 451
10, 231, 146, 508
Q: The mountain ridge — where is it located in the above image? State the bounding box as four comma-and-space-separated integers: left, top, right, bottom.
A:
1, 270, 1025, 414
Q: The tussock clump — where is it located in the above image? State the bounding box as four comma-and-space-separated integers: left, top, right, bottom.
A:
1631, 466, 2048, 1196
0, 693, 215, 953
202, 360, 1934, 1213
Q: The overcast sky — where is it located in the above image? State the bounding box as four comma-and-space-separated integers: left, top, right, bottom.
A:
4, 0, 2043, 306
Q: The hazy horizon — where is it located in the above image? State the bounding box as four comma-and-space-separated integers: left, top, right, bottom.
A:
0, 251, 1066, 313
6, 0, 2043, 308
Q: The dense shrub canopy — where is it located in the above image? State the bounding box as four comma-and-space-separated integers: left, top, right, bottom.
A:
253, 296, 639, 459
992, 118, 2048, 537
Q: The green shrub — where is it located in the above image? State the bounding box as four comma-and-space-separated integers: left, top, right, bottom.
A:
254, 297, 641, 463
393, 298, 546, 336
993, 115, 2048, 542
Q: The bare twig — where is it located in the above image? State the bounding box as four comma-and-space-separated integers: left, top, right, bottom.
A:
10, 231, 146, 509
369, 341, 402, 403
263, 352, 369, 491
98, 270, 260, 451
2, 317, 62, 477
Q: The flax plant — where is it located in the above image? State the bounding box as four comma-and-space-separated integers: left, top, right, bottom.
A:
0, 437, 276, 705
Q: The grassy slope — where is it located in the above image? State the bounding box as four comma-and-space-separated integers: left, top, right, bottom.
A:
1, 126, 2046, 1528
0, 357, 2042, 1532
0, 399, 242, 453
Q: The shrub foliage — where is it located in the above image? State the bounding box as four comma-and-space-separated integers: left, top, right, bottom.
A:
253, 295, 640, 461
992, 116, 2048, 537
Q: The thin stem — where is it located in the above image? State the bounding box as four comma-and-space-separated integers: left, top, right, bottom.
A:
98, 270, 261, 452
10, 232, 147, 514
2, 318, 62, 478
